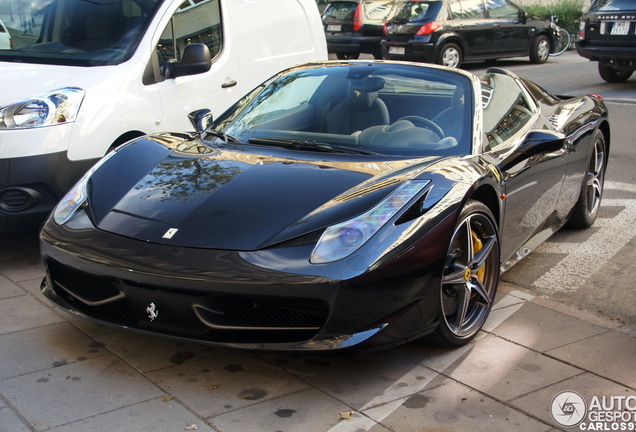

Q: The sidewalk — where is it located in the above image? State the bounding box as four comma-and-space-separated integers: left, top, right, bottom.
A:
1, 231, 635, 432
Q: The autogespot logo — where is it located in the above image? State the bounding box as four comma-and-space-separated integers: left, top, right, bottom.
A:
551, 391, 587, 428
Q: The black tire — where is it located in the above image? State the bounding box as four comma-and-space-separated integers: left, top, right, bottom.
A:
436, 43, 462, 68
336, 52, 360, 60
567, 130, 607, 229
529, 35, 549, 64
598, 62, 633, 83
427, 200, 500, 346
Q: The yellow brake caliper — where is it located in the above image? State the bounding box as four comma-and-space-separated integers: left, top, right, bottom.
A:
471, 230, 486, 283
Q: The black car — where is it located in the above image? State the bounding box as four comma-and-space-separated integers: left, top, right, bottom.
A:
323, 0, 404, 59
382, 0, 557, 68
576, 0, 636, 83
40, 61, 609, 353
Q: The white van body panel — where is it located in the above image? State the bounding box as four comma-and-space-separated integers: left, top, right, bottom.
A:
0, 0, 327, 231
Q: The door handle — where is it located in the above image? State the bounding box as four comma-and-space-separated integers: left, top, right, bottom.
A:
221, 80, 237, 88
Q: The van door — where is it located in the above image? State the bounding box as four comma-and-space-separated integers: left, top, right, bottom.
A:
153, 0, 241, 131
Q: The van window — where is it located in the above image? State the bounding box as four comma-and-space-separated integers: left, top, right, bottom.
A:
0, 0, 163, 66
156, 0, 222, 66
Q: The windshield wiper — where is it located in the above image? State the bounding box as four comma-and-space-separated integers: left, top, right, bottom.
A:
247, 138, 380, 155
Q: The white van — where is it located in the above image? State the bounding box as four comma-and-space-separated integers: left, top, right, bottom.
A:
0, 0, 327, 231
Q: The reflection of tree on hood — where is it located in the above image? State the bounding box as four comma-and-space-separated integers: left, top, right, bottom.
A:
133, 158, 244, 203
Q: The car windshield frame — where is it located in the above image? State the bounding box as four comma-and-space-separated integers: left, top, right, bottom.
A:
0, 0, 165, 66
211, 63, 475, 158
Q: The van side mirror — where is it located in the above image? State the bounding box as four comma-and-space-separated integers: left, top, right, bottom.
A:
165, 43, 212, 79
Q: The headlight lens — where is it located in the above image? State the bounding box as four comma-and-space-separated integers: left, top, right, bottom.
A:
0, 87, 85, 129
310, 180, 429, 264
53, 147, 119, 225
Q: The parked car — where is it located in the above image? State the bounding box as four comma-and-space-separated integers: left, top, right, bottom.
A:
381, 0, 557, 68
40, 60, 609, 353
576, 0, 636, 83
0, 19, 11, 50
0, 0, 327, 233
323, 0, 404, 59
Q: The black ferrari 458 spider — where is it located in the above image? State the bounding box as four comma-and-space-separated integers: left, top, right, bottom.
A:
40, 61, 609, 352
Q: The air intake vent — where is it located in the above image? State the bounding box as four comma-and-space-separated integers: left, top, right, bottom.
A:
0, 188, 34, 211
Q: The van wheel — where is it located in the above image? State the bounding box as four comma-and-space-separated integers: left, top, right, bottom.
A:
529, 35, 549, 64
336, 52, 360, 60
437, 43, 462, 68
598, 63, 633, 83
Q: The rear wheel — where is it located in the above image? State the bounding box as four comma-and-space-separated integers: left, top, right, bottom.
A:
598, 62, 633, 83
529, 35, 549, 64
427, 200, 500, 346
437, 43, 462, 68
567, 130, 606, 228
336, 52, 360, 60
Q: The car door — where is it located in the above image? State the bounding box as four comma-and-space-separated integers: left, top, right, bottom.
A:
480, 72, 568, 264
154, 0, 242, 132
449, 0, 494, 59
484, 0, 530, 55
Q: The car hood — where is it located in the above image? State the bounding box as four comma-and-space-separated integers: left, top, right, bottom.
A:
88, 134, 444, 250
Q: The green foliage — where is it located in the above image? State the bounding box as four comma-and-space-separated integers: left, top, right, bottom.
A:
524, 0, 585, 35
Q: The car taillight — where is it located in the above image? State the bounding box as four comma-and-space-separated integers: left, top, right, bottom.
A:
579, 21, 585, 39
354, 4, 362, 31
383, 21, 389, 35
416, 21, 444, 36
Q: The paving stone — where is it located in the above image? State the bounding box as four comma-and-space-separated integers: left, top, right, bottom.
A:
0, 322, 107, 380
211, 388, 366, 432
47, 397, 215, 432
489, 302, 609, 352
0, 274, 25, 299
146, 351, 310, 418
372, 380, 549, 432
261, 350, 428, 410
546, 331, 636, 388
97, 330, 227, 373
510, 372, 636, 429
420, 334, 582, 401
0, 355, 164, 431
0, 294, 64, 335
0, 406, 32, 432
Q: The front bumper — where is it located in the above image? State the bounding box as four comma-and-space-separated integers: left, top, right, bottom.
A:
0, 152, 98, 232
40, 214, 445, 352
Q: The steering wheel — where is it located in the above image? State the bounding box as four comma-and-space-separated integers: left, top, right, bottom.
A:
397, 116, 445, 139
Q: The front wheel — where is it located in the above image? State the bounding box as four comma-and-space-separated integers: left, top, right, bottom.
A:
437, 43, 462, 68
567, 130, 607, 228
529, 35, 549, 64
598, 62, 633, 83
427, 200, 500, 346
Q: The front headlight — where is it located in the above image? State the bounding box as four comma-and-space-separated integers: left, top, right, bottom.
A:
310, 180, 430, 264
53, 147, 120, 225
0, 87, 85, 129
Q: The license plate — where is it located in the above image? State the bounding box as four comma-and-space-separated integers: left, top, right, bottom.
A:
327, 24, 341, 32
389, 46, 405, 55
611, 21, 630, 35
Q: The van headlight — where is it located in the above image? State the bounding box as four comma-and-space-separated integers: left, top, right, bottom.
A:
0, 87, 85, 129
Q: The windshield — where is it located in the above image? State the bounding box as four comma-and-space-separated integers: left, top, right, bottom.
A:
212, 63, 473, 157
590, 0, 636, 11
0, 0, 163, 66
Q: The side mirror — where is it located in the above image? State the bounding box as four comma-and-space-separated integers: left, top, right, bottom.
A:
188, 109, 213, 135
517, 10, 528, 24
165, 43, 212, 79
500, 130, 565, 171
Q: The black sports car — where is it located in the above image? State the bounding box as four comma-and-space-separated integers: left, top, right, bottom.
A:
40, 61, 609, 352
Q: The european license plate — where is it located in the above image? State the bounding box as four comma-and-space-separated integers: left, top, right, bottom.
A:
327, 24, 341, 32
389, 46, 405, 55
611, 21, 630, 35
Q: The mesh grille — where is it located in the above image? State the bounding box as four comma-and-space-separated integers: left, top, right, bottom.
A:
47, 259, 121, 302
225, 299, 325, 327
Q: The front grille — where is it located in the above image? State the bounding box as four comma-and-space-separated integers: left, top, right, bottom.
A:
47, 259, 122, 304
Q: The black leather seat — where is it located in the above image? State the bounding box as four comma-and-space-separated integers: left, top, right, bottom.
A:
325, 77, 390, 135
